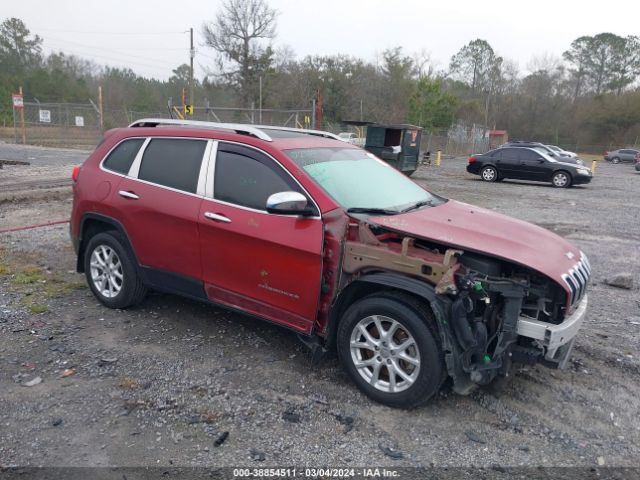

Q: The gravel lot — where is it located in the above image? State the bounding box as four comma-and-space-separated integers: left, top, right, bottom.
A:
1, 145, 639, 472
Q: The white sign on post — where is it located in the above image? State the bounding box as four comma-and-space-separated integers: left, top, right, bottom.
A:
39, 109, 51, 123
75, 116, 85, 127
12, 94, 24, 109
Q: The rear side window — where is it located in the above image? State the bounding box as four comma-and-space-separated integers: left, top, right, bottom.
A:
214, 145, 299, 210
138, 138, 207, 194
519, 149, 541, 161
103, 138, 145, 174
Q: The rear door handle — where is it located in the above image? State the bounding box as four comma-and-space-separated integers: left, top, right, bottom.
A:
204, 212, 231, 223
119, 190, 139, 200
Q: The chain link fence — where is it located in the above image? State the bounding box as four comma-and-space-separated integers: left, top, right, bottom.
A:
0, 101, 314, 149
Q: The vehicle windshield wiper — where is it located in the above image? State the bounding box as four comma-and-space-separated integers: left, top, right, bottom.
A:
400, 200, 435, 213
346, 207, 399, 215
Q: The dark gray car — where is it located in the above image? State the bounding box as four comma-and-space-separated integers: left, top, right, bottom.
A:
604, 149, 640, 164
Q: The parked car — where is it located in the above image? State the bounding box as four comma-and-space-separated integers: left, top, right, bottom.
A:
338, 132, 358, 144
70, 119, 590, 408
546, 145, 577, 158
499, 141, 583, 165
604, 149, 640, 164
467, 147, 592, 187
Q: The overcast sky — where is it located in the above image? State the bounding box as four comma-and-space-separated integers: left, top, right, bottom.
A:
4, 0, 640, 80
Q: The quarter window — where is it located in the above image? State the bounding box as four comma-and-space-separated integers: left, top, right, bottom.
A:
138, 138, 207, 194
103, 138, 145, 174
214, 145, 300, 211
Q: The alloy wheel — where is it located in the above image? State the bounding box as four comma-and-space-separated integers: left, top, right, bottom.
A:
349, 315, 421, 393
482, 167, 496, 181
90, 245, 123, 298
552, 172, 569, 187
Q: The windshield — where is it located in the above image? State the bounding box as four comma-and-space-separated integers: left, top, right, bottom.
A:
284, 147, 441, 212
533, 148, 556, 161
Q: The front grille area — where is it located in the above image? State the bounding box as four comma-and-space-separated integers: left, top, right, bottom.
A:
562, 252, 591, 307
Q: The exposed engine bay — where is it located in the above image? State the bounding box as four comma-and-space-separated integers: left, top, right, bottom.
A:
341, 221, 575, 393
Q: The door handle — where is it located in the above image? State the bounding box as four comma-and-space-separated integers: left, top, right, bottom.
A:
204, 212, 231, 223
119, 190, 139, 200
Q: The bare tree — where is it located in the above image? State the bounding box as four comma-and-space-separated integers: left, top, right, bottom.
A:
449, 39, 502, 95
203, 0, 278, 107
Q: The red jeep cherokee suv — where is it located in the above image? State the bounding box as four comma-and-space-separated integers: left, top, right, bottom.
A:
70, 119, 590, 407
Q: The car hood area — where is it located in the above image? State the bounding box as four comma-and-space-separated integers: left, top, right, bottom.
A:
368, 200, 581, 287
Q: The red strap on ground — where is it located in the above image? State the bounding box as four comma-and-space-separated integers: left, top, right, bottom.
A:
0, 219, 69, 234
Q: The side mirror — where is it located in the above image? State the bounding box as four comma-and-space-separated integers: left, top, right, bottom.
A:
266, 191, 313, 216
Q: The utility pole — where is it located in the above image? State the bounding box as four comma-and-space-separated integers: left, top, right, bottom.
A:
189, 28, 195, 108
19, 86, 26, 145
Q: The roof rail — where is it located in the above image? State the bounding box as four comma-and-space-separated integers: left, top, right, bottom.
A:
256, 125, 341, 140
128, 118, 273, 142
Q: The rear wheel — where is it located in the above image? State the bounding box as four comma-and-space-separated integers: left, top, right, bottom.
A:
337, 293, 445, 408
84, 231, 147, 309
612, 157, 620, 164
551, 170, 571, 188
481, 166, 498, 182
403, 169, 416, 177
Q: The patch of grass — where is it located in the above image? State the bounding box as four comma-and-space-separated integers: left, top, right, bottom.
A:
29, 304, 48, 314
13, 266, 46, 284
577, 153, 602, 162
0, 247, 86, 313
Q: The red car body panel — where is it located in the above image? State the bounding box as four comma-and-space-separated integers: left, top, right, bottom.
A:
113, 177, 203, 280
369, 200, 580, 296
197, 198, 324, 334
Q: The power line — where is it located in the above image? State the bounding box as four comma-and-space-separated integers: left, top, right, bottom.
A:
33, 27, 186, 36
42, 44, 177, 74
44, 36, 182, 66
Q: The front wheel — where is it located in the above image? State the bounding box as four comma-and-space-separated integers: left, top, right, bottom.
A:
337, 293, 445, 408
551, 171, 571, 188
481, 166, 498, 182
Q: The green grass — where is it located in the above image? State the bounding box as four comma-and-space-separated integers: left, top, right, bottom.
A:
29, 304, 48, 314
0, 249, 86, 314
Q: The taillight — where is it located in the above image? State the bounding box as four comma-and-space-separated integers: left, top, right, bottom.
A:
468, 156, 477, 163
72, 165, 81, 182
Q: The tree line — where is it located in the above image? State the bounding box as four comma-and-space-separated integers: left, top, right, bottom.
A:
1, 2, 639, 150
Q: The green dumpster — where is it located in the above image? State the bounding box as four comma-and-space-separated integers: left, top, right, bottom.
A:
364, 124, 422, 176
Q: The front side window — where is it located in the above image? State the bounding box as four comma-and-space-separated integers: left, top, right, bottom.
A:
138, 138, 207, 193
103, 138, 145, 174
285, 148, 442, 212
214, 145, 300, 211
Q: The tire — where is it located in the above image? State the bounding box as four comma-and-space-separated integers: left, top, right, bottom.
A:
612, 157, 620, 164
336, 292, 445, 408
83, 231, 147, 309
403, 169, 416, 177
480, 166, 498, 182
551, 170, 572, 188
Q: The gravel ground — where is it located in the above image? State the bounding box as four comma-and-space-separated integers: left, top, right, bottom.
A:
1, 148, 639, 471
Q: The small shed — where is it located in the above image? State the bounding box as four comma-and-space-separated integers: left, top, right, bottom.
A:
489, 130, 508, 149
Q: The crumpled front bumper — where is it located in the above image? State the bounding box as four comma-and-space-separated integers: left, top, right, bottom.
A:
516, 295, 588, 369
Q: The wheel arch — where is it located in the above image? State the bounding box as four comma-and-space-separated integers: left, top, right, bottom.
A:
77, 213, 137, 273
324, 272, 451, 351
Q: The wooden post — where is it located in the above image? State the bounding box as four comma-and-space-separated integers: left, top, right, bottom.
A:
19, 86, 26, 144
98, 86, 104, 130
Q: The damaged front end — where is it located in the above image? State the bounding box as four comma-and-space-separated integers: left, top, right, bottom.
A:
340, 220, 590, 395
